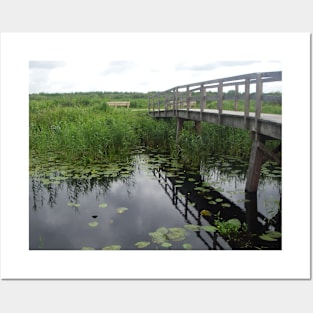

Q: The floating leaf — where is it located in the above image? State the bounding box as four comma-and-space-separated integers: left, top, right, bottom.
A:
227, 218, 241, 229
184, 224, 201, 231
188, 178, 196, 182
102, 245, 121, 250
149, 231, 167, 244
167, 227, 186, 242
194, 186, 206, 192
182, 243, 192, 250
259, 234, 277, 242
156, 227, 168, 234
208, 200, 217, 205
81, 246, 96, 250
88, 221, 98, 227
200, 209, 212, 216
67, 202, 80, 207
201, 225, 218, 232
221, 203, 231, 208
265, 230, 281, 239
99, 203, 108, 208
215, 198, 223, 203
161, 242, 172, 248
135, 241, 151, 249
116, 207, 128, 214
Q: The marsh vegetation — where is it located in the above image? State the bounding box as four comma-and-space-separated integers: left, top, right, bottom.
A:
29, 92, 281, 250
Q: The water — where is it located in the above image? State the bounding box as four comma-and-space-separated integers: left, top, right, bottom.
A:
29, 152, 281, 250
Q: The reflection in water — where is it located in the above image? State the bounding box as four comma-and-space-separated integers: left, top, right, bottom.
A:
29, 154, 281, 250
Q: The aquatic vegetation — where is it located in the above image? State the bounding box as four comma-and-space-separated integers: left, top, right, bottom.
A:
88, 221, 99, 227
259, 230, 281, 242
99, 203, 108, 208
116, 207, 128, 214
102, 245, 122, 250
201, 225, 218, 232
200, 209, 212, 216
134, 241, 151, 249
214, 217, 242, 239
184, 224, 201, 231
182, 243, 192, 250
67, 202, 80, 207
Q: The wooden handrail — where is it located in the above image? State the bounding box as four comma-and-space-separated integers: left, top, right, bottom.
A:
148, 71, 282, 124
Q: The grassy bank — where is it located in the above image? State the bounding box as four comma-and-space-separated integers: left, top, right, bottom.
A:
30, 93, 280, 168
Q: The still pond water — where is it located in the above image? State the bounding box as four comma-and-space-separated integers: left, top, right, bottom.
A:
29, 149, 281, 250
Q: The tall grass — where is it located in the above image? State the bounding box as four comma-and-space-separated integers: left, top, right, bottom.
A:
30, 93, 277, 168
29, 99, 176, 165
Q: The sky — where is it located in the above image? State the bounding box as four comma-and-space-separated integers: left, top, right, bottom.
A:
29, 59, 282, 94
26, 33, 284, 94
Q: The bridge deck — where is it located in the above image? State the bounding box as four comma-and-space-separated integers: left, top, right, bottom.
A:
149, 109, 281, 140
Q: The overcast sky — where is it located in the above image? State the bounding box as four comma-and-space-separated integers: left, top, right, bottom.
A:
28, 33, 282, 94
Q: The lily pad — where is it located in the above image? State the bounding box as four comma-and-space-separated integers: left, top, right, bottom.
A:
102, 245, 122, 250
88, 221, 99, 227
259, 234, 277, 242
200, 209, 212, 216
184, 224, 201, 231
67, 202, 80, 207
156, 227, 169, 234
135, 241, 151, 249
201, 225, 218, 232
116, 207, 128, 214
182, 243, 192, 250
99, 203, 108, 208
81, 246, 96, 250
265, 230, 281, 239
215, 198, 223, 203
259, 230, 281, 242
161, 242, 172, 248
221, 203, 231, 208
149, 231, 167, 244
167, 227, 186, 242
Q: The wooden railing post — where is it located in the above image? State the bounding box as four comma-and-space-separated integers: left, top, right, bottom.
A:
148, 95, 150, 113
234, 84, 238, 111
218, 80, 223, 123
173, 88, 176, 115
200, 84, 206, 120
254, 73, 263, 132
244, 77, 250, 129
157, 92, 160, 117
152, 94, 155, 112
186, 86, 191, 113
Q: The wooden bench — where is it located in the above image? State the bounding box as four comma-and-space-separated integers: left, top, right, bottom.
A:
107, 101, 130, 108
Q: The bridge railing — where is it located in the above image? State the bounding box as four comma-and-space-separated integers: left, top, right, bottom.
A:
148, 71, 282, 127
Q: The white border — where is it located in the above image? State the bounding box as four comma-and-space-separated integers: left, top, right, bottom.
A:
0, 32, 311, 279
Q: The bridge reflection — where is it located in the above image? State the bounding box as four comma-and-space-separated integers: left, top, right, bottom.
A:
152, 166, 281, 250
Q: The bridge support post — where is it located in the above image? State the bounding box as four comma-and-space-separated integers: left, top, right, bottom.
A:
245, 132, 265, 193
194, 121, 201, 134
176, 117, 184, 142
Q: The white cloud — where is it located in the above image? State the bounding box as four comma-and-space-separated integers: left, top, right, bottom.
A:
28, 34, 283, 94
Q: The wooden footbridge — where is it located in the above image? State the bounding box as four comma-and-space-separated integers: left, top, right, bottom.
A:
148, 71, 282, 192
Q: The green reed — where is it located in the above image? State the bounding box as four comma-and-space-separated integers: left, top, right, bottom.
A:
30, 93, 277, 168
